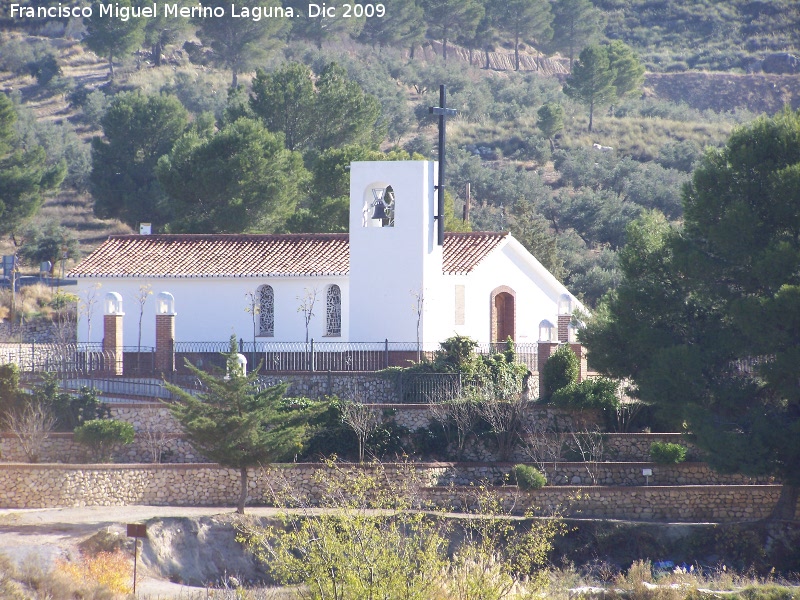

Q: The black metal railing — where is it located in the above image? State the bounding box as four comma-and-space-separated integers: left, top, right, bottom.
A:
173, 339, 538, 373
0, 342, 154, 377
3, 340, 538, 377
396, 372, 463, 404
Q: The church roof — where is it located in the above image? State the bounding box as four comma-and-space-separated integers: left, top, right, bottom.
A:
68, 232, 508, 278
442, 231, 509, 275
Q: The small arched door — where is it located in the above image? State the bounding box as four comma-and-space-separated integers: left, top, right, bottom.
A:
491, 287, 515, 343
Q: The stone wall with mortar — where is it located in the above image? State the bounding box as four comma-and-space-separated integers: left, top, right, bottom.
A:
0, 432, 204, 463
0, 404, 695, 466
254, 461, 774, 489
250, 373, 396, 403
1, 403, 603, 464
0, 463, 790, 522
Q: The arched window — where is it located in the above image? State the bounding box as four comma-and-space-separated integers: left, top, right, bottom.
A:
326, 284, 342, 337
257, 285, 274, 337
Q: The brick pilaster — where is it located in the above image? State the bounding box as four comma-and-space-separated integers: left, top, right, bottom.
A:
557, 314, 571, 343
155, 314, 175, 374
103, 314, 123, 376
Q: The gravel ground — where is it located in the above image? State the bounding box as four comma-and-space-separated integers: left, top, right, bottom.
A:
0, 505, 285, 599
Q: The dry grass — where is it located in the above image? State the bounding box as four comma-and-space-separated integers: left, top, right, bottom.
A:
560, 115, 733, 160
55, 549, 133, 596
0, 551, 125, 600
0, 283, 77, 325
545, 561, 800, 600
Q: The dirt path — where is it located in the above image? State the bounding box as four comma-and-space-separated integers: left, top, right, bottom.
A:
0, 505, 283, 598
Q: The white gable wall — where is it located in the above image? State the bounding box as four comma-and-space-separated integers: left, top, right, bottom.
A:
75, 276, 350, 347
439, 238, 583, 344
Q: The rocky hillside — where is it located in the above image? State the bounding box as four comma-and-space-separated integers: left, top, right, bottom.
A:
645, 71, 800, 114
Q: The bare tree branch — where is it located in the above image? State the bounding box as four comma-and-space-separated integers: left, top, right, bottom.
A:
5, 401, 57, 463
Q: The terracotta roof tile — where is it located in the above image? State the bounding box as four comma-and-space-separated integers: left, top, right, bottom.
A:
443, 231, 508, 275
68, 232, 507, 278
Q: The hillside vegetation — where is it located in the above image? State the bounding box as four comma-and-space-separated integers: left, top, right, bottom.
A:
0, 0, 798, 312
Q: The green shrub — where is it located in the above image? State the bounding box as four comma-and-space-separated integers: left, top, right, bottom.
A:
511, 464, 547, 490
74, 419, 135, 462
32, 375, 110, 431
649, 441, 687, 464
540, 344, 579, 401
550, 378, 619, 410
0, 364, 24, 415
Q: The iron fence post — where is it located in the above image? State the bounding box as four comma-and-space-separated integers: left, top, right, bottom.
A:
384, 338, 389, 369
398, 370, 404, 403
310, 339, 315, 372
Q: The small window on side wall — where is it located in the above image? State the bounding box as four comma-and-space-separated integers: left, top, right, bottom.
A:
326, 284, 342, 337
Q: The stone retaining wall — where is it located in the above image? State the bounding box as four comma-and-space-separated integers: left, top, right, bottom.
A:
424, 485, 782, 522
259, 461, 772, 489
0, 320, 74, 343
0, 405, 697, 466
0, 463, 789, 522
603, 433, 701, 462
257, 372, 395, 403
0, 432, 204, 463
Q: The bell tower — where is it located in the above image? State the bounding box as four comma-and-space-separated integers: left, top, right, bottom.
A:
348, 161, 445, 343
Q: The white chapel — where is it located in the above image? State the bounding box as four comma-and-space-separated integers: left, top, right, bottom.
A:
69, 161, 584, 348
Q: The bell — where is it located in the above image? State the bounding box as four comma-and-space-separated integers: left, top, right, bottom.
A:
371, 201, 388, 220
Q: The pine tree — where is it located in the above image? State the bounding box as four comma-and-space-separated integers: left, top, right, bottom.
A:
537, 103, 564, 151
563, 45, 616, 132
422, 0, 484, 61
82, 0, 144, 79
494, 0, 553, 71
549, 0, 604, 69
166, 337, 317, 514
195, 0, 289, 88
0, 93, 65, 236
581, 109, 800, 520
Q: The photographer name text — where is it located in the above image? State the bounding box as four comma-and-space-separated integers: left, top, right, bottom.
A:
10, 2, 386, 21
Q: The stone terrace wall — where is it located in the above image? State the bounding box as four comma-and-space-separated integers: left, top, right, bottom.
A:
251, 373, 395, 403
604, 433, 701, 462
0, 432, 204, 464
0, 405, 692, 466
265, 461, 773, 488
1, 403, 603, 464
0, 463, 789, 522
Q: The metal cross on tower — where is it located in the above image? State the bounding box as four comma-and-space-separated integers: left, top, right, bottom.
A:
429, 84, 457, 246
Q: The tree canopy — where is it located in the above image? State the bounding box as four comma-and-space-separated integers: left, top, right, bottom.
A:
157, 117, 307, 233
90, 91, 189, 229
249, 62, 382, 154
493, 0, 553, 71
0, 93, 65, 236
580, 108, 800, 520
422, 0, 484, 61
82, 0, 144, 79
195, 0, 289, 87
167, 338, 317, 513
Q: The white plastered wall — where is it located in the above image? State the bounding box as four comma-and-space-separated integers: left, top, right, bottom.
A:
440, 237, 585, 344
348, 160, 445, 344
74, 276, 350, 346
